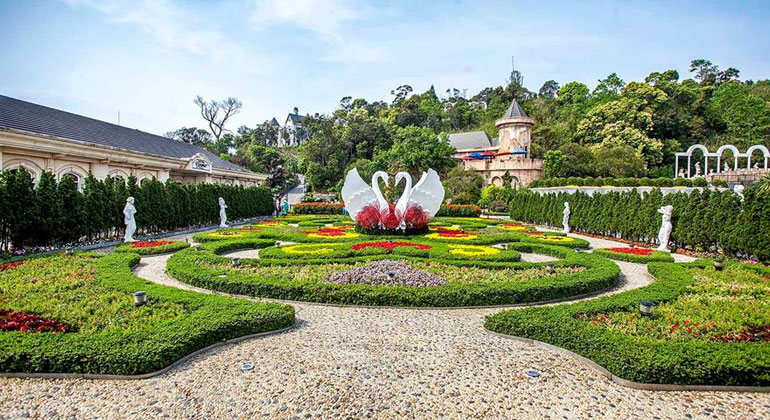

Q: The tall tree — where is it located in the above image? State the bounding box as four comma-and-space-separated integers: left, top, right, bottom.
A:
193, 96, 243, 141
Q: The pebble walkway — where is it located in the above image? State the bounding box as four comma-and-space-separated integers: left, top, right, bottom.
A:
1, 233, 768, 420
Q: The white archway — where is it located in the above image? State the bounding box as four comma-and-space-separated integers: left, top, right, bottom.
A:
675, 144, 770, 178
746, 145, 770, 170
3, 159, 42, 184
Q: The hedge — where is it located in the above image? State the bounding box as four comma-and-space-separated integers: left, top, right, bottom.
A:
0, 169, 274, 252
529, 176, 728, 188
166, 240, 619, 307
436, 204, 482, 217
0, 252, 294, 375
291, 202, 345, 214
484, 261, 770, 386
509, 187, 770, 261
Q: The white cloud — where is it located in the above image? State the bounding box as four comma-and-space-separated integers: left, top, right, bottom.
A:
251, 0, 361, 41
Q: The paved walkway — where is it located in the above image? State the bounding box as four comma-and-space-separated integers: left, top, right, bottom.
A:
1, 233, 766, 420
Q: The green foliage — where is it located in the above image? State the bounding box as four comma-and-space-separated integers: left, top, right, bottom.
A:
167, 240, 618, 307
510, 188, 770, 261
436, 204, 482, 217
114, 240, 190, 255
543, 150, 567, 177
443, 167, 483, 204
0, 170, 274, 251
0, 253, 294, 374
592, 248, 675, 263
291, 202, 345, 214
485, 262, 769, 386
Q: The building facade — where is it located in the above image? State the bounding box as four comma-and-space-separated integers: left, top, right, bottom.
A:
449, 98, 544, 187
0, 95, 267, 189
276, 107, 309, 148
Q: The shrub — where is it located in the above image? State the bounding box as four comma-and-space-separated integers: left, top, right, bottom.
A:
711, 179, 728, 188
593, 247, 674, 263
114, 240, 189, 255
485, 261, 770, 386
437, 204, 482, 217
291, 202, 345, 215
0, 253, 294, 374
693, 177, 708, 187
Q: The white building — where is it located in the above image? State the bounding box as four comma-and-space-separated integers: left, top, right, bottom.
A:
275, 107, 309, 148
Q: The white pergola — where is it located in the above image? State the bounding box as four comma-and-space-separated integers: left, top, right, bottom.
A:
674, 144, 770, 178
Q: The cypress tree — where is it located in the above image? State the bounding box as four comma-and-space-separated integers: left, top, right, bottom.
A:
34, 171, 60, 246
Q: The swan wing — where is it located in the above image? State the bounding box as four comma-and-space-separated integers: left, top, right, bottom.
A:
341, 168, 379, 220
407, 168, 445, 218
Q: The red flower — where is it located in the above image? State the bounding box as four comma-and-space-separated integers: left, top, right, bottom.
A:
131, 241, 174, 249
351, 241, 432, 252
0, 309, 69, 333
437, 230, 473, 238
303, 227, 348, 237
0, 261, 25, 271
239, 227, 262, 231
606, 247, 653, 255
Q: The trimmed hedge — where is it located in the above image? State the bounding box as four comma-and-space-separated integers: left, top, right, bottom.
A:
0, 252, 294, 375
291, 202, 345, 214
114, 240, 190, 255
592, 248, 675, 263
436, 204, 482, 217
509, 188, 770, 261
167, 241, 619, 307
485, 261, 770, 386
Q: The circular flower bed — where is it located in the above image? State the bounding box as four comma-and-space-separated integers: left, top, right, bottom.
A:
325, 260, 446, 287
280, 243, 341, 255
351, 241, 432, 252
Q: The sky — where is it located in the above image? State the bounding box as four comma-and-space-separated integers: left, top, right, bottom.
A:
1, 0, 769, 136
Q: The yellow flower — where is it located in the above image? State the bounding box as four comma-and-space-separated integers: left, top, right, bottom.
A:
424, 232, 478, 240
533, 235, 573, 242
281, 243, 340, 255
208, 232, 244, 239
306, 231, 360, 239
448, 245, 500, 256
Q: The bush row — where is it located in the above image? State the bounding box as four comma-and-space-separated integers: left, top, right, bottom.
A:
166, 241, 618, 307
509, 188, 770, 261
114, 240, 190, 255
436, 204, 482, 217
592, 248, 675, 263
484, 261, 769, 386
0, 252, 294, 375
529, 176, 728, 188
0, 169, 274, 251
291, 202, 345, 214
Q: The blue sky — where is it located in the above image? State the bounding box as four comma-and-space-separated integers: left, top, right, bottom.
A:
1, 0, 769, 136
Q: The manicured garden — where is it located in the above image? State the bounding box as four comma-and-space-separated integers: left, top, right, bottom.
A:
0, 251, 294, 375
168, 216, 613, 307
485, 261, 770, 387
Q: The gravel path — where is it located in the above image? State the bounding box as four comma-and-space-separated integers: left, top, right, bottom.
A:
1, 233, 766, 420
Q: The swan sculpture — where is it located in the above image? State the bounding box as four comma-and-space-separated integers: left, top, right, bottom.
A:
341, 167, 445, 232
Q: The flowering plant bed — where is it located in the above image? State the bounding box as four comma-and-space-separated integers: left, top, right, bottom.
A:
485, 261, 770, 386
351, 241, 432, 252
291, 202, 345, 215
593, 247, 674, 263
0, 260, 25, 271
115, 240, 189, 255
167, 240, 618, 307
0, 253, 294, 375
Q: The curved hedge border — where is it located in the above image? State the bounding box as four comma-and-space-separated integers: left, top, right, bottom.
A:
592, 248, 674, 263
0, 252, 295, 375
167, 240, 619, 307
484, 261, 770, 387
114, 240, 190, 255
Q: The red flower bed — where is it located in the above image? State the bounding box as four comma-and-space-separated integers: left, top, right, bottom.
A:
606, 247, 653, 256
239, 227, 262, 231
0, 260, 25, 271
711, 325, 770, 343
0, 309, 69, 333
303, 227, 347, 237
131, 240, 174, 249
292, 202, 345, 215
437, 230, 473, 238
351, 241, 432, 252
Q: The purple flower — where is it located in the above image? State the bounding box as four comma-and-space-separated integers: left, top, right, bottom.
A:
325, 260, 446, 287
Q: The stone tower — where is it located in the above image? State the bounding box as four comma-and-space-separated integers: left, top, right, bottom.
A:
495, 98, 535, 156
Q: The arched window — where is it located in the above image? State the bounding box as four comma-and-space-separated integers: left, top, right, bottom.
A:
62, 172, 81, 191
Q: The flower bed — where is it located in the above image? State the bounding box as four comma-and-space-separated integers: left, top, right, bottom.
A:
593, 247, 675, 263
436, 204, 482, 217
0, 260, 25, 271
115, 240, 189, 255
0, 309, 69, 333
351, 241, 432, 252
325, 260, 446, 287
0, 253, 294, 375
167, 240, 618, 307
485, 261, 770, 386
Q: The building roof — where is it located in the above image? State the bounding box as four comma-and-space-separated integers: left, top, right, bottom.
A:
448, 131, 493, 150
0, 95, 252, 173
502, 98, 528, 118
269, 117, 280, 126
286, 113, 306, 124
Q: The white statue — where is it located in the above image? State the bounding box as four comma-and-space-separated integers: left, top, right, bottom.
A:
678, 169, 685, 178
754, 162, 760, 171
562, 202, 571, 233
218, 197, 229, 228
733, 184, 745, 202
723, 162, 730, 172
340, 168, 444, 231
123, 197, 137, 242
656, 205, 673, 252
694, 162, 701, 177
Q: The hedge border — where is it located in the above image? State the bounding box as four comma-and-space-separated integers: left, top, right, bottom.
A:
484, 260, 770, 387
167, 240, 619, 307
0, 252, 295, 375
114, 240, 190, 255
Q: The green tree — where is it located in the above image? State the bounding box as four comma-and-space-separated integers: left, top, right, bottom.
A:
34, 171, 61, 245
375, 126, 456, 178
543, 150, 567, 177
443, 167, 483, 204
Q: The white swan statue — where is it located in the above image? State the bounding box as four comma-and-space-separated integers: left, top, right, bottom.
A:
340, 169, 389, 229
